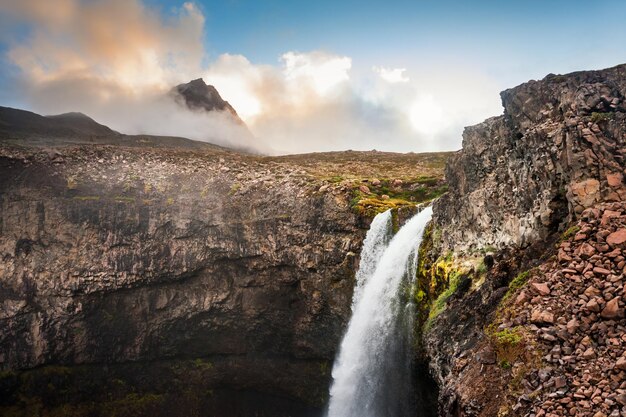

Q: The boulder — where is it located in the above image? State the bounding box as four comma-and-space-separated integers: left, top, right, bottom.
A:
600, 297, 623, 319
607, 229, 626, 246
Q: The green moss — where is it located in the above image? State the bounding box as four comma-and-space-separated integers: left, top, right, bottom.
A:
427, 270, 462, 323
415, 226, 464, 333
192, 358, 213, 371
590, 112, 613, 123
431, 227, 442, 245
326, 175, 344, 183
415, 176, 440, 186
561, 225, 580, 240
350, 193, 415, 217
479, 245, 497, 254
476, 260, 487, 275
502, 270, 531, 303
72, 196, 100, 201
492, 328, 523, 346
486, 326, 526, 367
413, 288, 427, 304
114, 196, 135, 203
349, 176, 447, 218
390, 209, 400, 233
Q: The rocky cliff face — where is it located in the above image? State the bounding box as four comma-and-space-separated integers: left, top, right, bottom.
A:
0, 136, 448, 415
0, 144, 362, 415
434, 64, 626, 251
425, 64, 626, 417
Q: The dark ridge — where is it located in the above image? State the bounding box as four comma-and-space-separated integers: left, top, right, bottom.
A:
46, 111, 118, 136
0, 106, 234, 152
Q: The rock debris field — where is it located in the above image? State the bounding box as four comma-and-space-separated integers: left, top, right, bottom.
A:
500, 203, 626, 417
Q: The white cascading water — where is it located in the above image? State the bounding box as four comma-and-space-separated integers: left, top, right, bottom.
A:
351, 210, 392, 310
327, 206, 433, 417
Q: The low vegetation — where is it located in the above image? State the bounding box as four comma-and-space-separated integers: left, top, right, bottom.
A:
590, 111, 613, 123
349, 178, 448, 217
560, 225, 580, 241
486, 326, 526, 369
502, 270, 531, 303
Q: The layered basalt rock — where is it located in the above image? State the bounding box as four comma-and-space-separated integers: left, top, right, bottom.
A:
0, 144, 363, 415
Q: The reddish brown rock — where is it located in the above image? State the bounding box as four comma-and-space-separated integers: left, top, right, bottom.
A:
566, 318, 579, 334
593, 266, 611, 275
531, 309, 555, 325
582, 347, 596, 359
577, 243, 596, 258
583, 286, 601, 297
601, 209, 621, 226
607, 229, 626, 246
359, 184, 371, 194
600, 297, 623, 319
607, 173, 623, 187
586, 298, 600, 312
558, 249, 573, 262
516, 291, 529, 305
531, 282, 551, 296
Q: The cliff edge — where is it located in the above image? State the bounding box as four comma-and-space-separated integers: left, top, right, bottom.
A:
434, 64, 626, 251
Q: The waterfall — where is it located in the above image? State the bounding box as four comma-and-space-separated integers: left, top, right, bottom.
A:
327, 206, 433, 417
351, 210, 392, 309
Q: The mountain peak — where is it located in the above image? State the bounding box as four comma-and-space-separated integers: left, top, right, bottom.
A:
173, 78, 240, 119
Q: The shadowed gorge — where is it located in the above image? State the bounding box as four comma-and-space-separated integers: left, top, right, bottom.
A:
0, 119, 449, 415
1, 1, 626, 415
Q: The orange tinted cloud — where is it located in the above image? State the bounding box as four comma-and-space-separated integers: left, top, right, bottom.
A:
2, 0, 204, 90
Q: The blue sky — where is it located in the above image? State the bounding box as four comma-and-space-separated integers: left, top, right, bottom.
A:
0, 1, 624, 153
147, 0, 626, 83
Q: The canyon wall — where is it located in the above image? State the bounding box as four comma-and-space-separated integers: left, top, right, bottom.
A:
0, 145, 363, 415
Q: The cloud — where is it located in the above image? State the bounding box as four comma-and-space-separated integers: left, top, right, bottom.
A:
282, 51, 352, 96
3, 0, 205, 90
0, 0, 255, 149
203, 51, 422, 154
0, 0, 504, 154
373, 67, 409, 83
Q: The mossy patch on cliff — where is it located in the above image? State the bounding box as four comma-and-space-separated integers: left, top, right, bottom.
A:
416, 246, 487, 333
349, 179, 448, 217
485, 326, 526, 369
